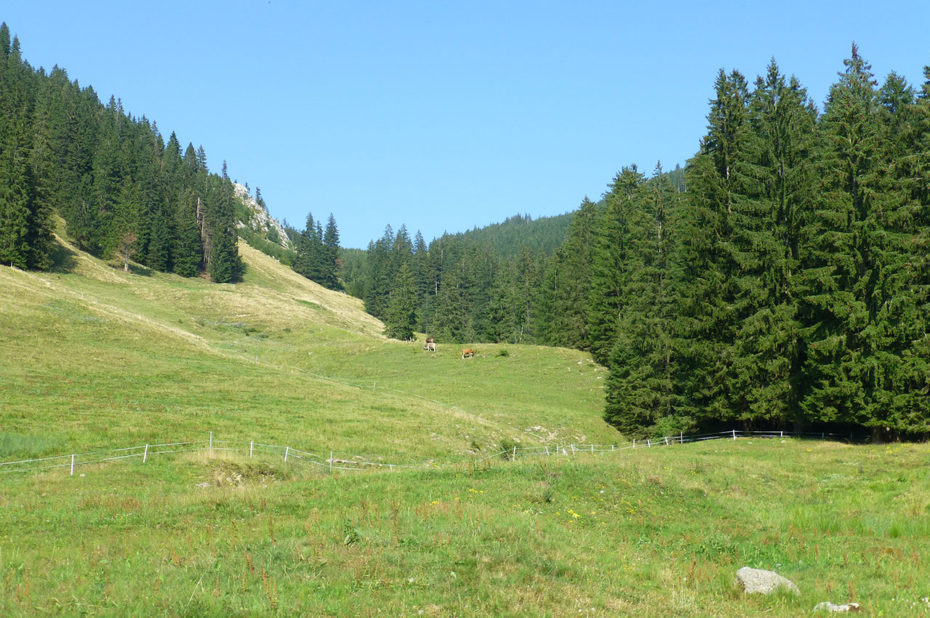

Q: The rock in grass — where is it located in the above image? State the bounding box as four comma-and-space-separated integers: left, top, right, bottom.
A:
735, 567, 800, 596
813, 601, 861, 613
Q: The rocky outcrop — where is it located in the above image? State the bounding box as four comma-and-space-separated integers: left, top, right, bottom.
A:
233, 183, 291, 249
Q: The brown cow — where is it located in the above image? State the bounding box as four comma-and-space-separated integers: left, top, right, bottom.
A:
423, 337, 436, 352
461, 348, 475, 359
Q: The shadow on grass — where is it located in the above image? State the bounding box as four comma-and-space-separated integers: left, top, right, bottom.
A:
127, 262, 153, 277
48, 240, 78, 273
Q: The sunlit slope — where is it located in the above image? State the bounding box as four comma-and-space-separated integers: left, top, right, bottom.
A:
0, 237, 614, 460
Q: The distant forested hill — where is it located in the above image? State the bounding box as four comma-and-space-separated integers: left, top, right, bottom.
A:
442, 212, 573, 257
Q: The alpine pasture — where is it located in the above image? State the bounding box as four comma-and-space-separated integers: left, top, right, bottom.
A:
1, 237, 928, 616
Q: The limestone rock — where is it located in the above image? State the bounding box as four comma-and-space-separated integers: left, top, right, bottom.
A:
735, 567, 800, 596
232, 182, 291, 249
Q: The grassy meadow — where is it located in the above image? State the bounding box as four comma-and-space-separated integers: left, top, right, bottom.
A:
2, 236, 929, 616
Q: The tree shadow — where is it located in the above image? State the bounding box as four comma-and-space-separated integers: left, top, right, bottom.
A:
127, 263, 153, 277
48, 241, 77, 273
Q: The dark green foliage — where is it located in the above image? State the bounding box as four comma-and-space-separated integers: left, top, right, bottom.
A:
534, 198, 597, 349
597, 51, 927, 438
438, 212, 571, 258
726, 61, 817, 427
204, 176, 242, 283
290, 211, 342, 290
0, 26, 55, 269
673, 69, 751, 429
603, 166, 682, 435
587, 166, 645, 364
800, 46, 929, 436
382, 262, 417, 340
0, 24, 241, 280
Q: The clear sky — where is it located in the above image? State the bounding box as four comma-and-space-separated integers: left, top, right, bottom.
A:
4, 1, 929, 247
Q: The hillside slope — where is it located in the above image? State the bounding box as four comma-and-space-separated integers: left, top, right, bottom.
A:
0, 233, 614, 461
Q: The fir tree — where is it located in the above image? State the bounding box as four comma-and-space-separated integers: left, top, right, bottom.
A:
674, 69, 751, 428
383, 262, 417, 340
587, 166, 645, 364
321, 213, 342, 290
603, 166, 681, 435
727, 61, 818, 427
535, 198, 597, 348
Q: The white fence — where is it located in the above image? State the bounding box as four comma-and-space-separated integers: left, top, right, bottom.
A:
0, 429, 863, 478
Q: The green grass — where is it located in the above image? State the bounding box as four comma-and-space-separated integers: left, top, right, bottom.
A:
1, 440, 928, 616
0, 241, 613, 460
2, 237, 929, 615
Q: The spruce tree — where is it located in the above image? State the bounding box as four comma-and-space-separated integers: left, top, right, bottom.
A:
364, 225, 395, 318
534, 198, 597, 349
383, 262, 417, 340
322, 213, 341, 290
727, 61, 818, 427
800, 45, 923, 437
587, 166, 645, 364
674, 69, 751, 427
603, 166, 682, 435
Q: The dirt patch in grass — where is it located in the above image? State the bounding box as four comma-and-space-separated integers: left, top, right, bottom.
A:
210, 461, 281, 487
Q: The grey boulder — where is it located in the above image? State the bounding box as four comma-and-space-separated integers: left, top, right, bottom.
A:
735, 567, 800, 596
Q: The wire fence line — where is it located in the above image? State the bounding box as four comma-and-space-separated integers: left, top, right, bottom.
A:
0, 429, 864, 478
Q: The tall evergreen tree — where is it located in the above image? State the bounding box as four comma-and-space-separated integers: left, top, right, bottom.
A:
800, 45, 920, 437
674, 69, 751, 427
726, 61, 818, 427
383, 262, 417, 340
535, 198, 597, 348
587, 166, 645, 364
603, 166, 681, 435
364, 225, 395, 318
321, 213, 341, 290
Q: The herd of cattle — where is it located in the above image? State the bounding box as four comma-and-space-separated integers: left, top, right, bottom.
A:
422, 337, 475, 359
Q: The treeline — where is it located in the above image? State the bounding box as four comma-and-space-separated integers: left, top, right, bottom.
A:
0, 24, 241, 281
594, 49, 929, 439
354, 224, 549, 343
358, 47, 929, 438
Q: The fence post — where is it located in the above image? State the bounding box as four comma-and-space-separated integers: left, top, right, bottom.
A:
591, 444, 594, 454
250, 441, 253, 458
680, 432, 683, 444
209, 431, 213, 456
780, 430, 783, 439
611, 444, 615, 452
664, 436, 669, 446
70, 454, 75, 476
632, 439, 635, 448
545, 446, 549, 456
570, 444, 575, 455
512, 445, 517, 460
732, 429, 736, 440
329, 452, 333, 475
143, 444, 149, 463
284, 446, 289, 463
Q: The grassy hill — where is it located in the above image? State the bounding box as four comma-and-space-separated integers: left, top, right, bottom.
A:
0, 232, 614, 460
2, 235, 929, 616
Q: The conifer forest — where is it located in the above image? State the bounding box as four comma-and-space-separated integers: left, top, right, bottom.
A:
1, 20, 927, 439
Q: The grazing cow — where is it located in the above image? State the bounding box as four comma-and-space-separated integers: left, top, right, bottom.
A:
461, 348, 475, 359
423, 337, 436, 352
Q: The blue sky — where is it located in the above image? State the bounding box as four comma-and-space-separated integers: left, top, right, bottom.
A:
5, 1, 929, 247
